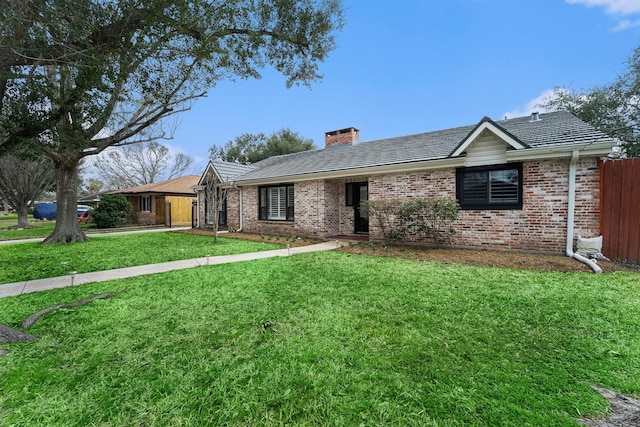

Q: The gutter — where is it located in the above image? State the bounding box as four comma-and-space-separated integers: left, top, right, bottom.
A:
565, 150, 602, 273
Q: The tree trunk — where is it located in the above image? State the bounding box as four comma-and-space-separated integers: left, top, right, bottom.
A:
43, 159, 87, 243
16, 204, 29, 228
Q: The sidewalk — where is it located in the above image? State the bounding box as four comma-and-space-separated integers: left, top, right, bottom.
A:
0, 241, 342, 298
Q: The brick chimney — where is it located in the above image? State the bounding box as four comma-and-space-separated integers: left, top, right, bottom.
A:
325, 127, 359, 148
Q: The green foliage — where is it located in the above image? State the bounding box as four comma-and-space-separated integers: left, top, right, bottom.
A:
1, 253, 639, 425
363, 198, 460, 246
397, 198, 460, 247
541, 44, 640, 157
1, 0, 344, 241
210, 128, 316, 164
361, 199, 404, 244
90, 194, 132, 228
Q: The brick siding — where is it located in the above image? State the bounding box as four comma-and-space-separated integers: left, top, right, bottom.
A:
367, 157, 601, 254
198, 156, 602, 254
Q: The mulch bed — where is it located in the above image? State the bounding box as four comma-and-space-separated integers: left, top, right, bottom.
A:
177, 229, 637, 273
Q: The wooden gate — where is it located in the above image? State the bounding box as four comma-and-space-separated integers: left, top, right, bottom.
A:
600, 158, 640, 265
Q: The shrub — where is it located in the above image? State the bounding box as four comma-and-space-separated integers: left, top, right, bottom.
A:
364, 198, 460, 247
398, 198, 460, 247
361, 199, 403, 244
91, 194, 133, 228
136, 211, 156, 225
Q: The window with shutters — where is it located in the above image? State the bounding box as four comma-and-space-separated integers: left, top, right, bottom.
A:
259, 184, 294, 221
456, 163, 522, 210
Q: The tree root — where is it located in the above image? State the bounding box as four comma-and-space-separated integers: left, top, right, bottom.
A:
21, 292, 117, 329
577, 385, 640, 426
42, 231, 88, 244
0, 324, 36, 343
0, 290, 125, 352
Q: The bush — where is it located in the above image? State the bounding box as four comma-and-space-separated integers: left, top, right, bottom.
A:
397, 198, 460, 247
91, 194, 132, 228
361, 199, 403, 245
363, 197, 460, 247
136, 211, 156, 225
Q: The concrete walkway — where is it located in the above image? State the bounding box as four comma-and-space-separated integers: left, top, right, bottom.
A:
0, 241, 342, 298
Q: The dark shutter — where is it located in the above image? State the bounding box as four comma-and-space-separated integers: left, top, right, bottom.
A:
286, 185, 294, 221
259, 187, 267, 220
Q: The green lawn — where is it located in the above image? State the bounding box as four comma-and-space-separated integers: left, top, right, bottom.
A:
0, 214, 101, 240
0, 214, 59, 240
1, 252, 639, 425
0, 232, 283, 283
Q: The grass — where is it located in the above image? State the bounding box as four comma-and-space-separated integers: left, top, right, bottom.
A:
1, 251, 639, 425
0, 214, 59, 240
0, 214, 101, 241
0, 232, 283, 283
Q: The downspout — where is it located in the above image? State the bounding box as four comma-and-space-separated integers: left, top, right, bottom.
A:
566, 150, 602, 273
192, 185, 202, 228
233, 183, 243, 232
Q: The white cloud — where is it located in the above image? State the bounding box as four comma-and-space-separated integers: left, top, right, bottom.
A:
612, 18, 640, 31
502, 89, 558, 121
566, 0, 640, 15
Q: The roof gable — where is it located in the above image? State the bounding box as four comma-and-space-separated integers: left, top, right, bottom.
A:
198, 160, 255, 185
450, 116, 528, 158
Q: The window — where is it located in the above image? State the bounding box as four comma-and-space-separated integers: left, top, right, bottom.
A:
456, 163, 522, 210
140, 196, 152, 212
259, 185, 294, 221
204, 198, 227, 226
345, 182, 368, 206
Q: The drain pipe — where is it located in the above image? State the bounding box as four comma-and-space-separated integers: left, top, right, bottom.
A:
233, 184, 243, 232
566, 150, 602, 273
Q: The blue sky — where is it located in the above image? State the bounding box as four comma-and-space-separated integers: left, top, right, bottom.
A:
168, 0, 640, 172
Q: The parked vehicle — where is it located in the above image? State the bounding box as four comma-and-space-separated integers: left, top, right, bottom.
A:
33, 204, 93, 220
33, 203, 57, 220
77, 205, 92, 216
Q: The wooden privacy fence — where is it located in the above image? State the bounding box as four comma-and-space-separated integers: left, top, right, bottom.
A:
600, 158, 640, 265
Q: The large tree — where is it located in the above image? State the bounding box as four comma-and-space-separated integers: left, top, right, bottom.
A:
0, 154, 55, 228
0, 0, 344, 243
541, 44, 640, 157
210, 128, 316, 164
93, 142, 194, 190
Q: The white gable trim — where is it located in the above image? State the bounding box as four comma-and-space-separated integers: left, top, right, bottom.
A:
198, 161, 222, 186
451, 121, 527, 157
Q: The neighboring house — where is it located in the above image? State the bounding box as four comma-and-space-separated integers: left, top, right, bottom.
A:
77, 191, 110, 209
195, 111, 616, 254
115, 175, 200, 226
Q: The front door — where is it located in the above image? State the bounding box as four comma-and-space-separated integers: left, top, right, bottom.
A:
354, 182, 368, 234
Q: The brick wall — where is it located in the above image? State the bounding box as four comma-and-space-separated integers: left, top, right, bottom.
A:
368, 157, 602, 254
205, 156, 602, 254
195, 187, 240, 229
242, 181, 340, 237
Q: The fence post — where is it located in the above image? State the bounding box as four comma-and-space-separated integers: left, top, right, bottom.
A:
165, 202, 172, 228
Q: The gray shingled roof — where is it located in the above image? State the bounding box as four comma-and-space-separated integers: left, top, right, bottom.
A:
231, 111, 614, 183
209, 161, 255, 181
